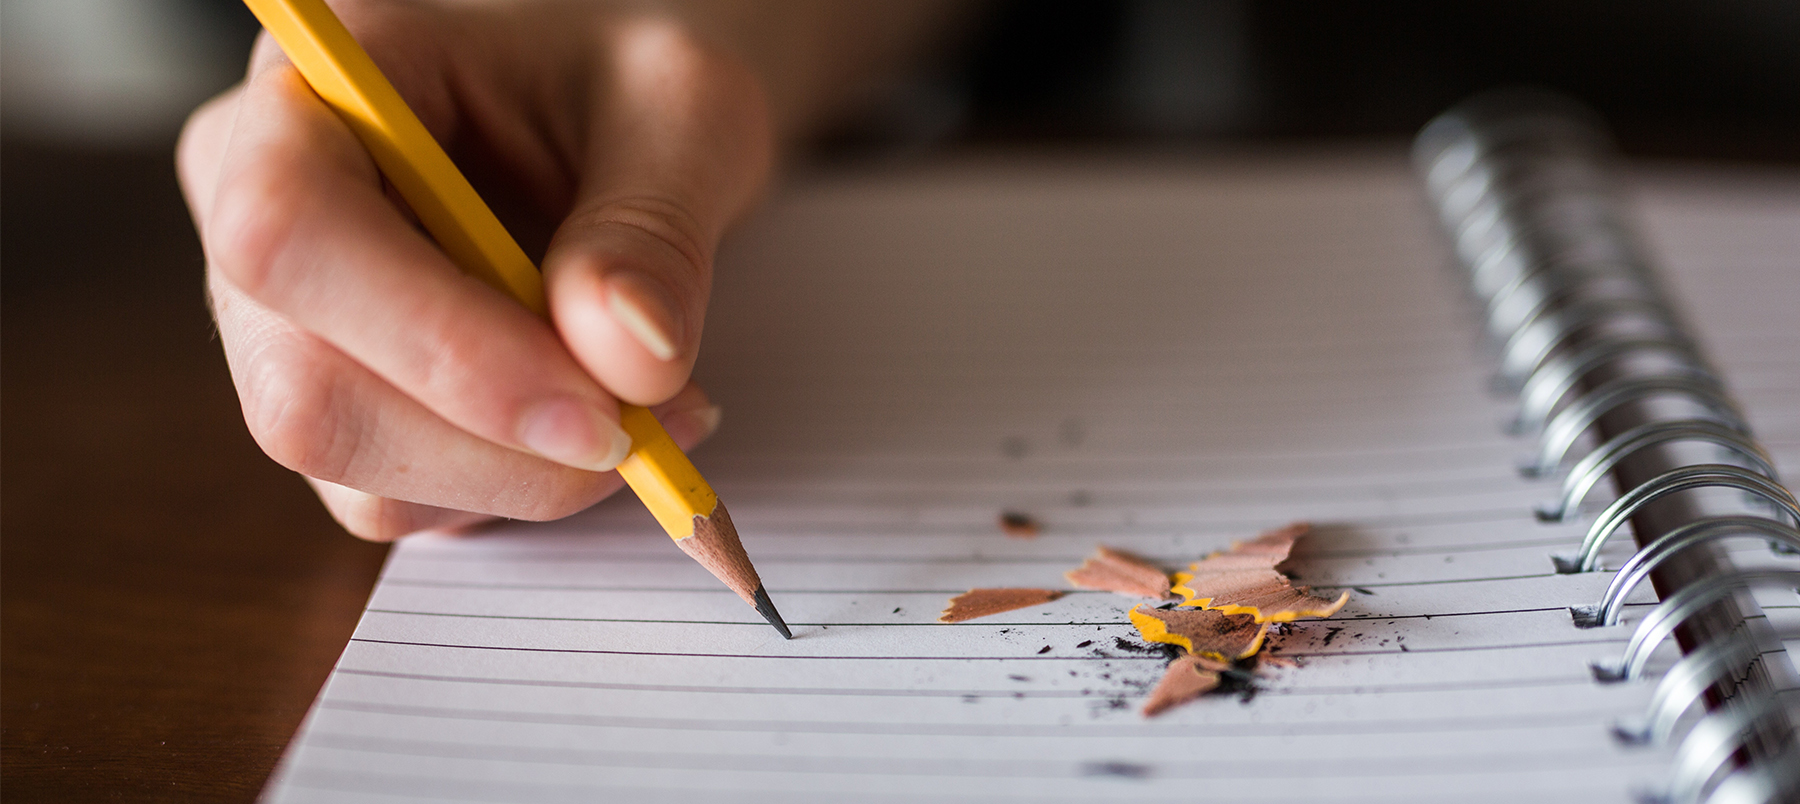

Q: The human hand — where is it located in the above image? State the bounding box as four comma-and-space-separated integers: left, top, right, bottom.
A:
177, 1, 773, 540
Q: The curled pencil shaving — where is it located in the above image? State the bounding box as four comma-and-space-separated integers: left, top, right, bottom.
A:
1141, 655, 1228, 717
1127, 606, 1268, 662
938, 588, 1064, 623
1226, 521, 1312, 564
1167, 522, 1308, 608
1170, 522, 1351, 622
1064, 546, 1173, 599
1188, 587, 1350, 622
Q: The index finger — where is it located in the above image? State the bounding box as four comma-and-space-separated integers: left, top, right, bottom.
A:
204, 51, 632, 473
177, 84, 247, 236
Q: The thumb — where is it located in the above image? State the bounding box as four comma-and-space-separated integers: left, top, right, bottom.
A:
541, 19, 772, 406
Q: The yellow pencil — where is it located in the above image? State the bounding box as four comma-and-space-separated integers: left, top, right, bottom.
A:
242, 0, 790, 638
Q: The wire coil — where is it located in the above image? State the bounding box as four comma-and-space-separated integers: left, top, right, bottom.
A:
1415, 89, 1800, 804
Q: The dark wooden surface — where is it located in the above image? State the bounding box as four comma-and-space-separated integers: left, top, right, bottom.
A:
2, 141, 390, 803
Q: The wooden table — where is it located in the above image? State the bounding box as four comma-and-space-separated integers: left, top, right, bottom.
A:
1, 142, 390, 803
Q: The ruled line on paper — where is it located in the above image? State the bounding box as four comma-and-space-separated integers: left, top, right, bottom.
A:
390, 508, 1569, 549
698, 440, 1528, 465
278, 770, 1659, 804
354, 601, 1661, 633
419, 506, 1559, 540
328, 666, 1605, 697
306, 698, 1652, 742
292, 732, 1662, 779
359, 601, 1583, 626
374, 570, 1562, 594
397, 475, 1546, 509
343, 634, 1630, 662
391, 536, 1582, 565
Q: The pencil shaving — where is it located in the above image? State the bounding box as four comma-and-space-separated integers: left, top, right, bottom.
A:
938, 588, 1064, 623
1065, 546, 1173, 599
1170, 522, 1351, 622
1127, 606, 1268, 662
1227, 521, 1312, 563
1168, 566, 1283, 608
938, 524, 1338, 718
1201, 589, 1349, 622
1141, 654, 1227, 717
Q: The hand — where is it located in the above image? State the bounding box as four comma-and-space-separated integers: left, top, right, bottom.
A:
177, 1, 773, 540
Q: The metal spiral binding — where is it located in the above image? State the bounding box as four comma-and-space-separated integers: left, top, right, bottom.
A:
1525, 376, 1745, 478
1665, 694, 1800, 804
1415, 89, 1800, 804
1614, 631, 1760, 745
1536, 421, 1776, 525
1591, 569, 1800, 683
1575, 518, 1800, 629
1561, 465, 1800, 575
1514, 337, 1710, 435
1696, 741, 1800, 804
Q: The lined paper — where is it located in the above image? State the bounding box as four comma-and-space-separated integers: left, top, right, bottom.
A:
263, 153, 1798, 803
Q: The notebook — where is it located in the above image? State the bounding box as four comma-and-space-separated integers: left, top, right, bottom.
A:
261, 102, 1800, 803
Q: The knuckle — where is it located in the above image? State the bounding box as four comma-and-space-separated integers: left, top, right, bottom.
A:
609, 18, 771, 146
492, 470, 614, 523
327, 493, 416, 542
612, 17, 711, 70
403, 300, 495, 401
590, 197, 713, 282
208, 161, 303, 302
507, 498, 592, 526
176, 90, 236, 180
236, 338, 358, 482
522, 488, 602, 523
620, 17, 750, 93
612, 19, 771, 141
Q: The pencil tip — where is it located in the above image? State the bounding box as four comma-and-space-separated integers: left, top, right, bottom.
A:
752, 585, 793, 639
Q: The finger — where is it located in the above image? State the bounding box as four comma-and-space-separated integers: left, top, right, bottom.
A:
543, 20, 773, 405
178, 30, 293, 230
176, 84, 245, 233
205, 56, 632, 473
308, 478, 497, 542
209, 268, 618, 519
301, 384, 724, 542
645, 382, 724, 450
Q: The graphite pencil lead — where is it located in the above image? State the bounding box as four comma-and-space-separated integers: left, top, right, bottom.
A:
753, 585, 793, 639
673, 503, 787, 636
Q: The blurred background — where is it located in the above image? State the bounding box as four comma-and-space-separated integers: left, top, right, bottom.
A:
6, 0, 1799, 152
3, 0, 1797, 800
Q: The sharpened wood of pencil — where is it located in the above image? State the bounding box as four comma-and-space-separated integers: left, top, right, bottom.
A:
242, 0, 790, 639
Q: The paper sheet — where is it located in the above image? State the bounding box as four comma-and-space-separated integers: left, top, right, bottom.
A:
262, 153, 1799, 803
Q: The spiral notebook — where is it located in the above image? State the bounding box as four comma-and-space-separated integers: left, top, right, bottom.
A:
262, 100, 1800, 803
